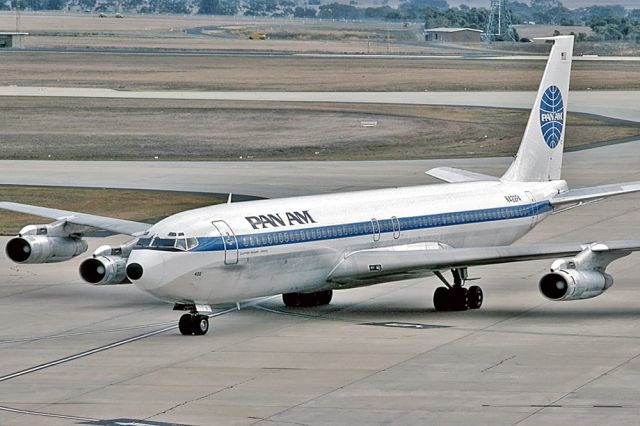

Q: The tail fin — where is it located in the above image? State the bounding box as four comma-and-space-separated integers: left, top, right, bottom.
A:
502, 36, 574, 183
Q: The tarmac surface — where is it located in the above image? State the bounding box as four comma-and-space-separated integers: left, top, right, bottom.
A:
1, 87, 639, 122
1, 137, 640, 425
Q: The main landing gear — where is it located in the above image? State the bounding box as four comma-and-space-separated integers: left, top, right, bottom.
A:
433, 268, 483, 312
282, 290, 333, 307
174, 304, 210, 335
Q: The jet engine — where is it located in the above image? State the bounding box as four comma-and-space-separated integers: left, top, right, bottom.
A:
539, 269, 613, 301
5, 222, 89, 264
6, 235, 88, 264
79, 243, 134, 285
537, 244, 630, 301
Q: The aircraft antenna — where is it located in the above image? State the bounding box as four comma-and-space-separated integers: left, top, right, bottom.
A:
485, 0, 517, 42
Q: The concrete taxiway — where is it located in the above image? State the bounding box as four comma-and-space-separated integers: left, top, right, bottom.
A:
0, 136, 639, 199
1, 87, 639, 123
1, 137, 640, 425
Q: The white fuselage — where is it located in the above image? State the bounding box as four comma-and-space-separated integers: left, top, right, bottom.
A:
128, 179, 567, 305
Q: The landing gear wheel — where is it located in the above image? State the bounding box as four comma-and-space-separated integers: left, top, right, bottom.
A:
283, 290, 333, 307
192, 315, 209, 336
433, 286, 478, 312
451, 287, 469, 311
315, 290, 333, 306
433, 286, 450, 311
468, 285, 483, 309
178, 313, 209, 335
179, 313, 193, 335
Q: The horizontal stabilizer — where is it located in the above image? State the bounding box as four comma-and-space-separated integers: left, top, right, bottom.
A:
0, 202, 150, 236
425, 167, 499, 183
551, 181, 640, 206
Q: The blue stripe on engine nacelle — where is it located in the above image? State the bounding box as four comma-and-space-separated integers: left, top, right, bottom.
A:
180, 201, 553, 253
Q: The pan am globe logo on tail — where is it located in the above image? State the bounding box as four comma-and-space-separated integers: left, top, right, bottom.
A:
539, 85, 564, 149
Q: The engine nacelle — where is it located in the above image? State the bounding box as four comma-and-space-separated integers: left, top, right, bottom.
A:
6, 235, 88, 264
79, 255, 129, 285
539, 269, 614, 301
78, 243, 135, 285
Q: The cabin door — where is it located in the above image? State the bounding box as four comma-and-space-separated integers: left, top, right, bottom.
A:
212, 220, 239, 265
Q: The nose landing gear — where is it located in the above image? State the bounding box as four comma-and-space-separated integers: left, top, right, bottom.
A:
433, 268, 483, 312
174, 304, 211, 335
178, 314, 210, 335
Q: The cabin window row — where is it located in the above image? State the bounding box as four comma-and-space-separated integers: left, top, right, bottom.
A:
238, 206, 532, 248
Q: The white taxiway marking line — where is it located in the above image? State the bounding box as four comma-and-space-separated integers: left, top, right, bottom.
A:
0, 405, 99, 422
0, 306, 238, 384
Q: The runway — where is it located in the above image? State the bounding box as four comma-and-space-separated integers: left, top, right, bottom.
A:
1, 138, 640, 425
2, 87, 639, 123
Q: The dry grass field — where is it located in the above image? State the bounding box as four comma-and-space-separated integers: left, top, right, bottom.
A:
2, 51, 640, 92
0, 13, 638, 164
0, 186, 224, 235
1, 97, 638, 161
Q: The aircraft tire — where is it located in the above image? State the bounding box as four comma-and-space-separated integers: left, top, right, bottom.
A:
451, 287, 469, 311
192, 315, 209, 336
315, 290, 333, 306
179, 314, 193, 335
468, 286, 483, 309
283, 290, 333, 307
433, 287, 450, 311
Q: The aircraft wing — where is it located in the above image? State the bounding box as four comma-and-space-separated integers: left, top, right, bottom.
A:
550, 181, 640, 206
328, 240, 640, 285
0, 202, 150, 236
425, 167, 500, 183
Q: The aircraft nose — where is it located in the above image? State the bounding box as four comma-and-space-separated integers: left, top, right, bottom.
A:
126, 263, 144, 281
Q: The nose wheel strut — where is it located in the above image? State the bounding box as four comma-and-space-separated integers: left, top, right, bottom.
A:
433, 268, 483, 312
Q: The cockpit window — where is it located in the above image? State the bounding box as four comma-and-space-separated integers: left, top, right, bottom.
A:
135, 234, 199, 251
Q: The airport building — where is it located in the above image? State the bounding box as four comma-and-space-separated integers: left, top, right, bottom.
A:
424, 27, 483, 43
0, 32, 28, 48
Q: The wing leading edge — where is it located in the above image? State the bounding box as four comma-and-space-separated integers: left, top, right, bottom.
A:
328, 240, 640, 285
0, 202, 150, 236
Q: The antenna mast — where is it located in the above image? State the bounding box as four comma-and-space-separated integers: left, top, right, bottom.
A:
15, 0, 21, 32
486, 0, 516, 42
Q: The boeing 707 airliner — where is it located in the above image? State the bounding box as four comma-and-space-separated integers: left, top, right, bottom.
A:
3, 36, 640, 336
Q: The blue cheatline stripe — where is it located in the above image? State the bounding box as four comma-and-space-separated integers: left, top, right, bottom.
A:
168, 200, 551, 253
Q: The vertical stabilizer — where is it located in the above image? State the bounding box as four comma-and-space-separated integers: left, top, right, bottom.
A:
502, 36, 574, 182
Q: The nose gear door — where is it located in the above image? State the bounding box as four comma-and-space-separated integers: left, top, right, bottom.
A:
212, 220, 239, 265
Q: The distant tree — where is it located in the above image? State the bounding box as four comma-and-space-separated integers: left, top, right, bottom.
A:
317, 3, 362, 19
577, 5, 626, 22
198, 0, 218, 14
44, 0, 63, 9
423, 6, 489, 30
293, 6, 316, 17
363, 5, 394, 19
530, 0, 563, 9
588, 16, 640, 42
